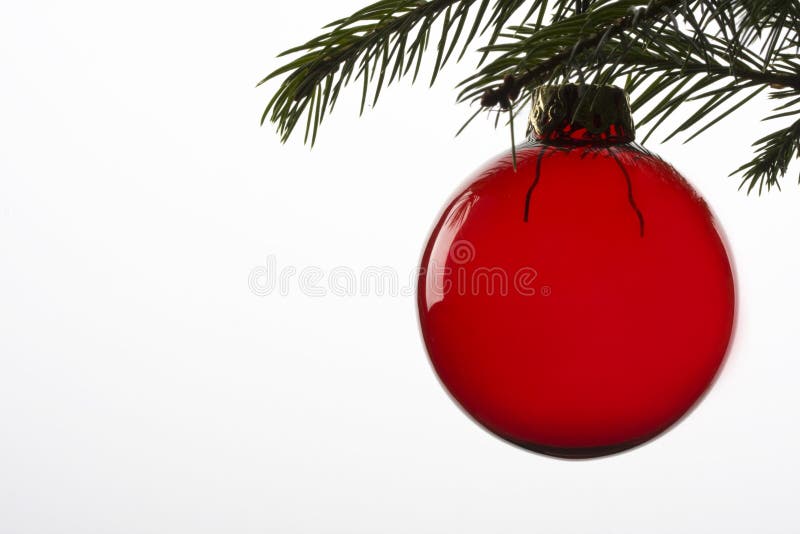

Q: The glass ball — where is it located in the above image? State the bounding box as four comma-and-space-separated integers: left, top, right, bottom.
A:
417, 141, 735, 458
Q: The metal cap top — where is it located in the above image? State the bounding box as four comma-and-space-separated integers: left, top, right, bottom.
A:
528, 84, 635, 144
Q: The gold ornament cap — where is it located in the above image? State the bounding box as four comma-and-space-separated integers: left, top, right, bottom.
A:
528, 84, 635, 144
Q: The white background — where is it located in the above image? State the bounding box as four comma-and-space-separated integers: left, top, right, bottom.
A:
1, 1, 799, 533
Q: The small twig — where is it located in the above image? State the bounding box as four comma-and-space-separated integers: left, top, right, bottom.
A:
523, 147, 547, 222
608, 147, 645, 237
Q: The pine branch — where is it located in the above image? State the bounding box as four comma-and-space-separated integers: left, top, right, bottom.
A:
258, 0, 541, 144
462, 0, 683, 106
260, 0, 800, 192
456, 0, 800, 191
732, 117, 800, 193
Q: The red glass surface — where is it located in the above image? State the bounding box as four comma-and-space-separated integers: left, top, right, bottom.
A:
418, 142, 736, 458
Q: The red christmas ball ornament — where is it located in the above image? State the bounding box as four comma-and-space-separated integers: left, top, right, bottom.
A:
418, 84, 736, 458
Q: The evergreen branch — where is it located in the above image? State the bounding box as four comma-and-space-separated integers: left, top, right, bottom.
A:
459, 0, 683, 106
732, 118, 800, 193
260, 0, 800, 192
259, 0, 542, 144
461, 0, 800, 191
